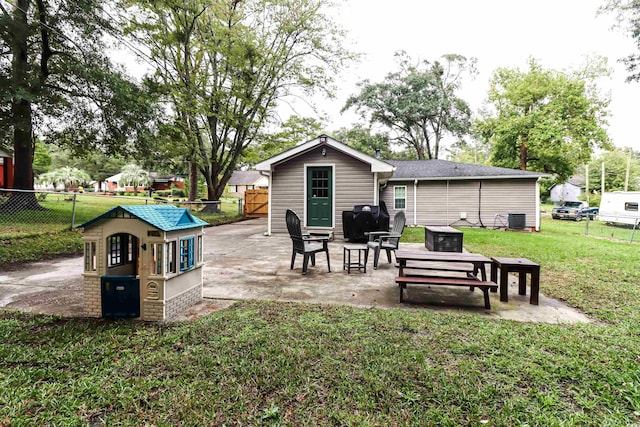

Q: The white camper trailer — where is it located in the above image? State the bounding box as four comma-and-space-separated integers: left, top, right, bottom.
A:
598, 192, 640, 225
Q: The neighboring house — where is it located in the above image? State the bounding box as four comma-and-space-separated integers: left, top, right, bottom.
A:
255, 135, 548, 236
103, 172, 184, 193
549, 176, 584, 204
226, 170, 268, 198
0, 148, 13, 189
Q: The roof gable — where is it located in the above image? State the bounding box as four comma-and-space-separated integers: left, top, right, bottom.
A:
387, 159, 549, 180
80, 205, 208, 231
254, 134, 394, 174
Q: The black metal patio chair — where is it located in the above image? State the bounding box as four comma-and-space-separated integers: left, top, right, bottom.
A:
285, 209, 331, 275
366, 210, 406, 269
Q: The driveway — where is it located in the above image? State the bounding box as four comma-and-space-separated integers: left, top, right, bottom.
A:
0, 218, 592, 324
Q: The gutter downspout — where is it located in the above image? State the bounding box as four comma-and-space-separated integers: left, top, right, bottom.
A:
535, 178, 541, 231
260, 170, 272, 236
414, 179, 418, 226
373, 172, 378, 205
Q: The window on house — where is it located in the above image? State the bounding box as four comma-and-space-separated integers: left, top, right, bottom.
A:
84, 242, 96, 272
625, 202, 638, 212
180, 237, 195, 271
165, 241, 176, 274
394, 186, 407, 210
197, 235, 203, 264
151, 243, 163, 275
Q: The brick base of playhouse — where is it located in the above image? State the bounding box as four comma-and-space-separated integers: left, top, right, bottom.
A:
83, 276, 202, 321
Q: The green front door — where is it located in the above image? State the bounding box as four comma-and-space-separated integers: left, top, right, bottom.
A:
307, 166, 332, 227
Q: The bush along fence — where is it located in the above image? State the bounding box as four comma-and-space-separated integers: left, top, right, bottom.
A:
0, 189, 243, 238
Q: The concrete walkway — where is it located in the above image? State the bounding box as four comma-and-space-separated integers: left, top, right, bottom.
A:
0, 218, 592, 324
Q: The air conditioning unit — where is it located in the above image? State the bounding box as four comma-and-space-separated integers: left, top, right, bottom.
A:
508, 213, 526, 230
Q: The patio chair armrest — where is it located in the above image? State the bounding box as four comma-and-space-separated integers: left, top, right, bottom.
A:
380, 232, 402, 242
367, 231, 390, 241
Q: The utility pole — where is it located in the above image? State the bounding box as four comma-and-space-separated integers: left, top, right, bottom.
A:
625, 151, 631, 192
585, 164, 589, 204
601, 162, 605, 195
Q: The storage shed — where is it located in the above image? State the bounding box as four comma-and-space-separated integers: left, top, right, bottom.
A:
79, 205, 208, 321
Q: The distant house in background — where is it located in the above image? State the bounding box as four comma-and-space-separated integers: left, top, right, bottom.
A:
102, 172, 185, 193
549, 176, 584, 204
226, 170, 268, 198
0, 148, 13, 189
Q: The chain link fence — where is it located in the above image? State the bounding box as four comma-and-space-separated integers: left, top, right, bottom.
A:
0, 189, 243, 238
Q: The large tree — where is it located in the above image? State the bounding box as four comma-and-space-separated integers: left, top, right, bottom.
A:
0, 0, 157, 210
342, 51, 476, 160
126, 0, 352, 205
332, 125, 396, 160
475, 58, 611, 181
602, 0, 640, 82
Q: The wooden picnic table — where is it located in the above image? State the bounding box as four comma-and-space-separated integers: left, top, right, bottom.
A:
394, 250, 497, 309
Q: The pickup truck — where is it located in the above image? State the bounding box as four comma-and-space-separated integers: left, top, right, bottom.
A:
551, 201, 598, 221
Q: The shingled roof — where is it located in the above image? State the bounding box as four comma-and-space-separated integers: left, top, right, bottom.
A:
79, 205, 208, 232
385, 159, 548, 180
228, 170, 263, 185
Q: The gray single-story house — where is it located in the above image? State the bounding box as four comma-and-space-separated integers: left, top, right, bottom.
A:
255, 135, 548, 236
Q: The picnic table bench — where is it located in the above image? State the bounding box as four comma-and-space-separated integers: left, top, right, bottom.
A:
395, 250, 497, 309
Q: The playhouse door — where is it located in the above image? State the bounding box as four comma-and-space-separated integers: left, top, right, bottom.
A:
307, 166, 332, 227
101, 276, 140, 318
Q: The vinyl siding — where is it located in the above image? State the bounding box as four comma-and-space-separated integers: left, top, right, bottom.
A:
270, 145, 375, 235
382, 178, 539, 228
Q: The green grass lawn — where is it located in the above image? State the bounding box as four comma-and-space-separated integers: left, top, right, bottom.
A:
2, 218, 640, 425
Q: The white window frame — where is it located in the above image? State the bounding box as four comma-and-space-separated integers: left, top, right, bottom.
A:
394, 185, 407, 210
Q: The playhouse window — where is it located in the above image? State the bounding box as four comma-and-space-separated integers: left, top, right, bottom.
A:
108, 234, 123, 267
394, 186, 406, 210
151, 243, 163, 275
165, 241, 176, 274
180, 237, 195, 271
84, 241, 96, 272
197, 235, 203, 264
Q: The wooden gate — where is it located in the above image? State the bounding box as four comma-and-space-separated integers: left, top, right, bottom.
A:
243, 189, 268, 218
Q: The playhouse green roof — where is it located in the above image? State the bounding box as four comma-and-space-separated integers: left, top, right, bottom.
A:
79, 205, 208, 232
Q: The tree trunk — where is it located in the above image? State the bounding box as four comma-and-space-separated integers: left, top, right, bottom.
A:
519, 138, 528, 170
189, 161, 198, 201
1, 0, 43, 212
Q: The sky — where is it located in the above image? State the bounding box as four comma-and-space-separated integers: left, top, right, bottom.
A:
290, 0, 640, 151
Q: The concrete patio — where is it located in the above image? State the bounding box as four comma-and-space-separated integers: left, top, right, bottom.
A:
0, 218, 593, 324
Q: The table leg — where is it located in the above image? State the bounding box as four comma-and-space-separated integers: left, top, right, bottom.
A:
500, 267, 509, 302
363, 249, 367, 273
530, 266, 540, 305
518, 271, 527, 295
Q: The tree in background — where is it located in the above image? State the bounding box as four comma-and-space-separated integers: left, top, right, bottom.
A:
0, 0, 158, 210
475, 58, 611, 182
446, 138, 491, 165
126, 0, 352, 206
241, 116, 324, 167
586, 149, 640, 193
342, 51, 476, 160
602, 0, 640, 82
331, 125, 395, 160
48, 147, 128, 192
120, 163, 150, 197
38, 167, 90, 191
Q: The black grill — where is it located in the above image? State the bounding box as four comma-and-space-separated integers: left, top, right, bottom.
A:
342, 201, 390, 242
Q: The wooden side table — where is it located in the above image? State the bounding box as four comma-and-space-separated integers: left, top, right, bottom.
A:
343, 244, 368, 273
490, 257, 540, 305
